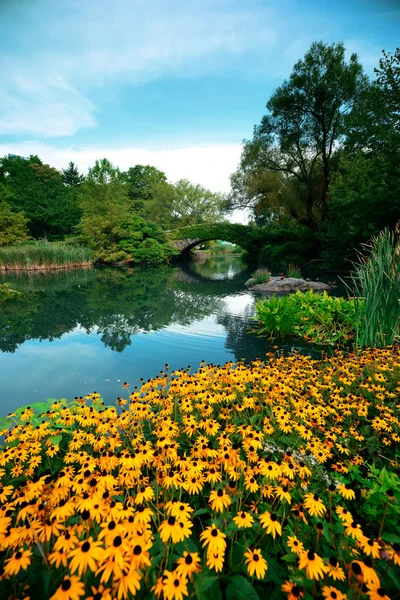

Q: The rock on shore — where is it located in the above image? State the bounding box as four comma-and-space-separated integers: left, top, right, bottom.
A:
247, 276, 330, 293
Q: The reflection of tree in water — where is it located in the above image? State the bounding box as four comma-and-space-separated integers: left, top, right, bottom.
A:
218, 308, 323, 363
0, 267, 225, 353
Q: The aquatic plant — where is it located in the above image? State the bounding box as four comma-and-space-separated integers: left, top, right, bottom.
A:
0, 241, 93, 271
255, 290, 356, 347
251, 267, 271, 285
346, 223, 400, 349
0, 348, 399, 599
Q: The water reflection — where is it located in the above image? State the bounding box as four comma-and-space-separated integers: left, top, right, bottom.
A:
0, 258, 318, 413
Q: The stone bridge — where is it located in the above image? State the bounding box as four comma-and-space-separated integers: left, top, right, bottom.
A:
167, 223, 266, 255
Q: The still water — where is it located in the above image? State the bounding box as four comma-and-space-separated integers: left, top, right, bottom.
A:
0, 257, 315, 415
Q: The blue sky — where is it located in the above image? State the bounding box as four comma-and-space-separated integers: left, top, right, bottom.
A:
0, 0, 398, 194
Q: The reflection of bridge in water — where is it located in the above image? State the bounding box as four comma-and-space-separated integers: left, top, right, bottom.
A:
173, 260, 254, 297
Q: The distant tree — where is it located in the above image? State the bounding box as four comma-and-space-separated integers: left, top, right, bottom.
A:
232, 42, 368, 229
171, 180, 227, 226
123, 165, 167, 213
0, 184, 30, 246
78, 159, 131, 261
0, 155, 80, 238
61, 162, 85, 186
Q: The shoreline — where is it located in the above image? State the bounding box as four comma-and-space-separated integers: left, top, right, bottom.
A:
0, 261, 94, 273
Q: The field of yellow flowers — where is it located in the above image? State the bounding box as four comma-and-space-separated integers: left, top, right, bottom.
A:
0, 347, 400, 600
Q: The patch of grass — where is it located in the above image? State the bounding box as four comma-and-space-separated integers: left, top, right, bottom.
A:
287, 263, 301, 278
0, 241, 94, 271
251, 267, 271, 285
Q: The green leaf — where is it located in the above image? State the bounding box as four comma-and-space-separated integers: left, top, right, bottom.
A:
227, 575, 261, 600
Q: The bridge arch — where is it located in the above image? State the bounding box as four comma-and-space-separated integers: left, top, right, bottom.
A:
168, 223, 265, 255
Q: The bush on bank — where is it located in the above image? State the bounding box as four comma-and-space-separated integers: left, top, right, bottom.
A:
0, 348, 399, 599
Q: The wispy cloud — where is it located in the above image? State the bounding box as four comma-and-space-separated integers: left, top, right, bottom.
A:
0, 0, 276, 138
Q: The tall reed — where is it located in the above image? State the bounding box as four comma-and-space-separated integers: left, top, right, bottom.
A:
0, 241, 93, 271
347, 222, 400, 349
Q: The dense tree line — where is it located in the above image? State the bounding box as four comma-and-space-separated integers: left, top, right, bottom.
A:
0, 42, 398, 270
230, 43, 399, 270
0, 155, 227, 263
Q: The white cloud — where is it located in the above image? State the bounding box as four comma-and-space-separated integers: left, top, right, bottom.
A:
0, 75, 96, 137
0, 140, 241, 192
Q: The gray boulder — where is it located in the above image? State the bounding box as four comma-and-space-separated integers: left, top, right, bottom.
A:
249, 277, 330, 293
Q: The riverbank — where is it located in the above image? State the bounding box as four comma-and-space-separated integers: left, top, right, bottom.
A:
0, 241, 94, 272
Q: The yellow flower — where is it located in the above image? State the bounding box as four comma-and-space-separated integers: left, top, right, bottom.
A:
325, 557, 345, 581
162, 570, 189, 600
68, 537, 105, 576
233, 511, 254, 528
337, 483, 356, 500
298, 550, 327, 580
259, 511, 282, 538
303, 493, 326, 517
4, 548, 32, 576
244, 548, 268, 579
50, 576, 85, 600
206, 549, 225, 572
176, 551, 201, 579
209, 489, 232, 513
286, 535, 304, 555
322, 586, 347, 600
200, 525, 227, 553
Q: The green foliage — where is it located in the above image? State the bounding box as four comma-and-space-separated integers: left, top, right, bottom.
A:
258, 225, 317, 272
117, 215, 177, 264
0, 241, 93, 270
255, 290, 357, 347
61, 161, 85, 186
0, 282, 21, 300
346, 223, 400, 349
169, 223, 267, 255
0, 185, 30, 246
287, 264, 301, 278
232, 41, 367, 229
0, 155, 81, 239
78, 158, 131, 262
123, 164, 167, 213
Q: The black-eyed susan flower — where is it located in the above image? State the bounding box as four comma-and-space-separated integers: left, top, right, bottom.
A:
209, 489, 232, 513
325, 556, 345, 581
303, 493, 326, 517
337, 483, 356, 500
360, 538, 381, 559
200, 524, 227, 552
322, 586, 347, 600
233, 511, 254, 528
206, 549, 224, 572
68, 537, 105, 576
162, 570, 188, 600
176, 551, 201, 579
286, 535, 304, 555
259, 510, 282, 538
298, 550, 327, 580
49, 575, 85, 600
366, 584, 391, 600
281, 581, 303, 599
4, 548, 32, 576
244, 548, 268, 579
388, 543, 400, 566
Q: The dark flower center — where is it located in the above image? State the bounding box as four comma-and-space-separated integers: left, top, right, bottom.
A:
168, 516, 176, 526
15, 551, 22, 560
211, 529, 218, 537
174, 579, 180, 587
113, 536, 122, 547
185, 555, 193, 565
253, 553, 259, 561
81, 541, 90, 552
61, 580, 72, 591
133, 545, 142, 555
307, 550, 315, 561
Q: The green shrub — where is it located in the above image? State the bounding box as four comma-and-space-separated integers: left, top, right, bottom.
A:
255, 290, 357, 347
346, 222, 400, 349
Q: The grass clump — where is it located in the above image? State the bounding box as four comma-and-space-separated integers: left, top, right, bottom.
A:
0, 349, 399, 599
346, 222, 399, 349
286, 263, 301, 278
251, 267, 271, 285
255, 290, 356, 347
0, 240, 93, 271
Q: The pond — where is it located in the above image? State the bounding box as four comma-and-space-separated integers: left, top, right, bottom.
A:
0, 256, 321, 415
